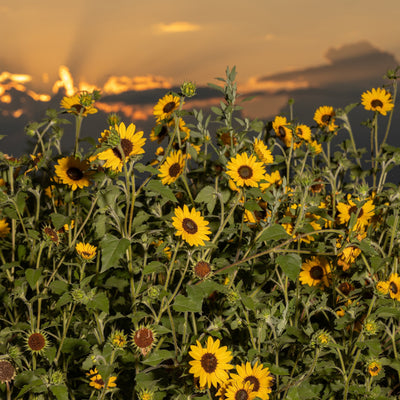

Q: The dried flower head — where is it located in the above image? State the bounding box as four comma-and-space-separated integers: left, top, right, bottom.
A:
0, 360, 16, 384
26, 330, 49, 354
193, 261, 212, 280
132, 326, 157, 356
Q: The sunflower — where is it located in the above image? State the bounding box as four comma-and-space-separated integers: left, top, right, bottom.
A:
336, 196, 375, 232
299, 256, 331, 288
132, 326, 157, 356
54, 157, 92, 191
26, 330, 49, 354
260, 171, 282, 191
309, 140, 322, 154
0, 360, 16, 384
367, 361, 382, 377
150, 123, 169, 143
376, 280, 389, 295
158, 150, 186, 185
60, 94, 98, 116
253, 138, 274, 164
75, 242, 97, 260
225, 379, 257, 400
313, 106, 337, 132
361, 87, 394, 115
0, 218, 10, 238
272, 116, 292, 147
138, 389, 154, 400
230, 361, 273, 400
388, 273, 400, 301
153, 93, 181, 122
226, 153, 265, 188
189, 336, 233, 389
172, 205, 211, 246
193, 260, 212, 280
43, 226, 61, 246
97, 122, 146, 172
108, 329, 127, 349
293, 124, 312, 148
86, 368, 117, 390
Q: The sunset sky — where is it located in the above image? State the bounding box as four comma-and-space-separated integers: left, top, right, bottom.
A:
1, 0, 400, 155
1, 0, 400, 92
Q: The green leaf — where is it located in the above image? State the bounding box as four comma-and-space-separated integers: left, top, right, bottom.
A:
25, 268, 43, 290
50, 385, 69, 400
244, 200, 262, 211
173, 285, 205, 313
135, 162, 159, 175
240, 294, 256, 310
143, 261, 165, 275
142, 350, 175, 366
50, 213, 70, 230
269, 364, 289, 375
87, 292, 109, 313
100, 234, 130, 273
15, 191, 28, 214
50, 280, 69, 295
276, 254, 302, 281
146, 179, 177, 203
257, 224, 290, 242
61, 338, 90, 355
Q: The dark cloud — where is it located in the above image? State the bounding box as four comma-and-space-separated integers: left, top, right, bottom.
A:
257, 41, 398, 91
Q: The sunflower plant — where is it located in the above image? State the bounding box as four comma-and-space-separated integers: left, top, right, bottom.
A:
1, 65, 400, 400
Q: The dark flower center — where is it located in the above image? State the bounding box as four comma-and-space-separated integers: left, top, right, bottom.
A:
200, 353, 217, 373
278, 126, 287, 138
254, 210, 267, 221
349, 205, 363, 218
390, 281, 398, 294
67, 167, 84, 181
72, 104, 84, 113
44, 227, 59, 244
235, 389, 249, 400
0, 360, 15, 383
371, 99, 383, 108
370, 365, 379, 373
112, 138, 133, 160
194, 261, 211, 279
163, 101, 176, 113
244, 375, 260, 391
134, 328, 154, 348
28, 333, 46, 351
182, 218, 198, 234
321, 114, 332, 123
310, 265, 324, 280
338, 282, 352, 295
238, 165, 253, 180
94, 377, 104, 387
169, 163, 182, 177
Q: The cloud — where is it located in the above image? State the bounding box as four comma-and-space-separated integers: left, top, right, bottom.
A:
153, 21, 201, 34
102, 75, 172, 94
252, 41, 399, 93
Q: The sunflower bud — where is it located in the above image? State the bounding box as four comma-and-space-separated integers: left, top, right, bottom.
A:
181, 81, 196, 98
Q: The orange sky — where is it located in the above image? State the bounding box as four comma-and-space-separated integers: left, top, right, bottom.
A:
1, 0, 400, 94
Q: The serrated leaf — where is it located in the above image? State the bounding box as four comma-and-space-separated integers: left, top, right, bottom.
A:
146, 179, 177, 203
50, 385, 69, 400
257, 224, 290, 242
143, 261, 165, 275
100, 234, 130, 273
142, 350, 175, 366
276, 254, 302, 281
87, 292, 109, 313
25, 268, 42, 290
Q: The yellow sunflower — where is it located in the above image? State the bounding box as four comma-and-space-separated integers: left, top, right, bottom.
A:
97, 122, 146, 172
60, 94, 98, 116
0, 218, 10, 238
336, 196, 375, 232
361, 87, 394, 115
153, 93, 181, 122
158, 150, 186, 185
86, 368, 117, 390
309, 140, 322, 154
75, 242, 97, 260
367, 361, 382, 377
388, 273, 400, 301
189, 336, 233, 388
294, 124, 312, 148
172, 205, 211, 246
260, 171, 282, 191
225, 379, 257, 400
150, 123, 169, 143
253, 138, 274, 164
226, 153, 266, 187
230, 361, 274, 400
299, 256, 331, 288
272, 115, 292, 147
313, 106, 337, 132
54, 156, 92, 191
